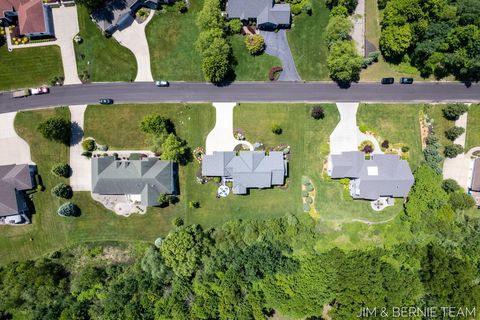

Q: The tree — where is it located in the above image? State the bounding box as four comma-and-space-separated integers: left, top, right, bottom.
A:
311, 106, 325, 119
202, 53, 230, 83
51, 183, 73, 199
327, 41, 363, 83
380, 25, 412, 61
76, 0, 104, 12
245, 35, 265, 55
196, 0, 224, 30
325, 0, 358, 13
444, 126, 465, 141
449, 192, 475, 211
139, 114, 174, 137
195, 28, 225, 53
444, 144, 463, 158
271, 124, 282, 135
141, 246, 172, 281
228, 19, 243, 34
51, 163, 71, 178
442, 179, 461, 193
325, 16, 353, 46
57, 202, 80, 217
330, 5, 349, 17
160, 133, 190, 164
81, 139, 96, 152
37, 117, 71, 145
442, 104, 468, 120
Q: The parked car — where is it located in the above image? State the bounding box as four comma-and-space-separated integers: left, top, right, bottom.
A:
400, 77, 414, 84
11, 89, 30, 98
99, 98, 114, 105
381, 77, 394, 85
155, 80, 169, 87
30, 86, 49, 95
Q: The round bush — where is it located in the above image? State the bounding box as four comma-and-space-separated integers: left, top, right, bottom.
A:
442, 179, 461, 194
306, 197, 313, 204
401, 145, 410, 153
301, 177, 310, 185
303, 203, 310, 212
444, 126, 465, 141
57, 202, 80, 217
51, 163, 71, 178
271, 124, 282, 135
449, 192, 475, 211
173, 217, 184, 227
302, 190, 309, 197
51, 183, 73, 199
154, 237, 163, 248
306, 184, 314, 192
81, 139, 96, 152
444, 144, 463, 158
311, 106, 325, 119
381, 140, 389, 149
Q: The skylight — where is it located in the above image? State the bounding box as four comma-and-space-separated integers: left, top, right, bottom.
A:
367, 166, 378, 176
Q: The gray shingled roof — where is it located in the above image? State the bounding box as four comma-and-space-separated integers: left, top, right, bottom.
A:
0, 164, 33, 217
202, 151, 287, 194
329, 151, 414, 200
226, 0, 290, 26
91, 156, 174, 206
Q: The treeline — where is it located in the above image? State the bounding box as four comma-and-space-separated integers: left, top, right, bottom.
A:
1, 164, 479, 319
380, 0, 480, 81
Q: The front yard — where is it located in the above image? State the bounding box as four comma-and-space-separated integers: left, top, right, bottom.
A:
0, 45, 64, 90
466, 104, 480, 151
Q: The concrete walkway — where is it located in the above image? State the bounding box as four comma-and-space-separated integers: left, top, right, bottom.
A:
454, 112, 468, 147
69, 105, 91, 191
113, 11, 154, 82
205, 103, 254, 155
260, 30, 301, 81
351, 0, 365, 57
0, 112, 33, 165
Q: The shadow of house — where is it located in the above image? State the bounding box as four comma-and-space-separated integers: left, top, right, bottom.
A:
226, 0, 291, 31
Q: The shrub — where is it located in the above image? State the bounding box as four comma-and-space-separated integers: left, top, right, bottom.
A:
157, 193, 170, 207
306, 197, 313, 204
51, 163, 71, 178
302, 190, 309, 197
302, 176, 310, 185
306, 184, 314, 192
363, 144, 373, 153
442, 104, 468, 120
444, 144, 464, 158
449, 192, 475, 211
213, 176, 221, 183
140, 114, 174, 137
330, 5, 348, 17
81, 139, 96, 152
174, 0, 187, 13
189, 201, 200, 209
401, 145, 410, 153
81, 151, 92, 158
303, 203, 310, 212
311, 106, 325, 119
51, 183, 73, 199
228, 19, 243, 34
425, 134, 439, 146
37, 117, 71, 145
169, 195, 179, 205
269, 67, 283, 81
359, 140, 374, 153
381, 140, 389, 149
57, 202, 80, 217
271, 124, 282, 135
245, 34, 265, 55
359, 124, 369, 133
444, 126, 465, 141
442, 179, 461, 194
173, 217, 184, 227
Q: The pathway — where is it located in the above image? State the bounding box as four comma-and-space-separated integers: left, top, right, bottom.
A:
205, 102, 253, 155
113, 11, 154, 82
260, 30, 301, 81
351, 0, 365, 57
69, 105, 91, 191
454, 112, 468, 147
0, 112, 33, 165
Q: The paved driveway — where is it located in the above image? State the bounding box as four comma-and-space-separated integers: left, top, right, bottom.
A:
205, 103, 253, 155
0, 112, 33, 165
260, 30, 300, 81
69, 105, 91, 191
113, 11, 154, 82
351, 0, 365, 57
443, 147, 480, 190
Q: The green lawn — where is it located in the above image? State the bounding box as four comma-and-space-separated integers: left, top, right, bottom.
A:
287, 0, 330, 80
74, 5, 137, 82
428, 104, 455, 154
466, 104, 480, 151
357, 104, 423, 169
0, 45, 63, 90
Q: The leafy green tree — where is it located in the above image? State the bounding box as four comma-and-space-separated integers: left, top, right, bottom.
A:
195, 28, 225, 53
330, 5, 349, 17
441, 179, 461, 193
245, 34, 265, 55
196, 0, 224, 30
325, 16, 353, 46
57, 202, 80, 217
160, 133, 190, 164
442, 104, 468, 120
51, 163, 71, 178
449, 192, 475, 211
380, 25, 412, 61
327, 41, 363, 83
76, 0, 104, 12
51, 183, 73, 199
139, 114, 174, 137
37, 117, 71, 145
444, 126, 465, 141
202, 53, 230, 83
444, 144, 463, 158
157, 193, 170, 207
228, 19, 243, 34
81, 139, 96, 152
141, 246, 172, 281
325, 0, 358, 13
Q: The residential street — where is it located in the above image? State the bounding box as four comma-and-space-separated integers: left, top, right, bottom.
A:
1, 82, 480, 113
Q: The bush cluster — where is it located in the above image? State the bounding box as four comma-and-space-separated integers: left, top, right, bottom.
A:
51, 183, 73, 199
51, 163, 71, 178
57, 202, 80, 217
443, 104, 468, 121
444, 144, 464, 158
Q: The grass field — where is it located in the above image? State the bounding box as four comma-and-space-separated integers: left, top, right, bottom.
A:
428, 104, 455, 154
287, 0, 330, 80
0, 45, 63, 90
357, 104, 423, 169
466, 104, 480, 151
74, 5, 137, 82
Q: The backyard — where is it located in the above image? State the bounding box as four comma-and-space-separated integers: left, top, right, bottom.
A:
0, 45, 63, 90
466, 104, 480, 151
74, 5, 137, 82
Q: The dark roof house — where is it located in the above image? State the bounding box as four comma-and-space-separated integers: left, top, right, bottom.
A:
0, 164, 34, 222
202, 151, 287, 194
328, 151, 414, 200
226, 0, 291, 30
0, 0, 54, 38
471, 158, 480, 192
91, 156, 175, 206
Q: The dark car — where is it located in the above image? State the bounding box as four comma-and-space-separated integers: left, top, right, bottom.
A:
381, 77, 395, 84
99, 98, 114, 105
400, 77, 414, 84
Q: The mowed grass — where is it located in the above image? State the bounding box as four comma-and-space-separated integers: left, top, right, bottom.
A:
287, 0, 330, 80
147, 3, 204, 81
428, 104, 455, 154
357, 104, 423, 169
74, 5, 137, 82
466, 104, 480, 151
0, 45, 63, 90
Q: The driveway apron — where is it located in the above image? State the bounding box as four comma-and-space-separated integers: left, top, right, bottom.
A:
0, 112, 33, 165
69, 105, 91, 191
260, 30, 301, 81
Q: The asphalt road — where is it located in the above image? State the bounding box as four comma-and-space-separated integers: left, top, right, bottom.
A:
1, 82, 480, 113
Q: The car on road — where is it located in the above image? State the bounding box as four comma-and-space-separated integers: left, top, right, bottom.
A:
155, 80, 169, 87
400, 77, 414, 84
99, 98, 114, 105
30, 86, 49, 95
381, 77, 395, 85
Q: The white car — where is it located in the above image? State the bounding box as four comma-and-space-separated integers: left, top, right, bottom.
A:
155, 80, 169, 87
30, 86, 49, 95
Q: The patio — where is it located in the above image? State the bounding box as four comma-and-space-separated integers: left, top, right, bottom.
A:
91, 193, 146, 216
370, 197, 395, 211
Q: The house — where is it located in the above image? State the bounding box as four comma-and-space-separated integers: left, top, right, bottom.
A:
226, 0, 291, 30
0, 164, 34, 225
0, 0, 54, 39
91, 0, 164, 34
470, 158, 480, 208
328, 151, 414, 200
202, 151, 287, 194
91, 156, 176, 206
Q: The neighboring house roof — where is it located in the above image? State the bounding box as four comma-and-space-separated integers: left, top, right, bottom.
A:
91, 156, 175, 206
0, 164, 33, 217
92, 0, 158, 32
202, 151, 287, 194
18, 0, 45, 34
330, 151, 414, 200
471, 158, 480, 192
226, 0, 290, 26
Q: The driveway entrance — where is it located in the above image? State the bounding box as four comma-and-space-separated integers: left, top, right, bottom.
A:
260, 30, 300, 81
0, 112, 33, 165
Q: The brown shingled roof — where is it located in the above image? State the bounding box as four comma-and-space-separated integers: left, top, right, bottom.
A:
18, 0, 46, 35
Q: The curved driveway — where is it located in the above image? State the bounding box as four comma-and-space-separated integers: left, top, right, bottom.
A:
1, 82, 480, 113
